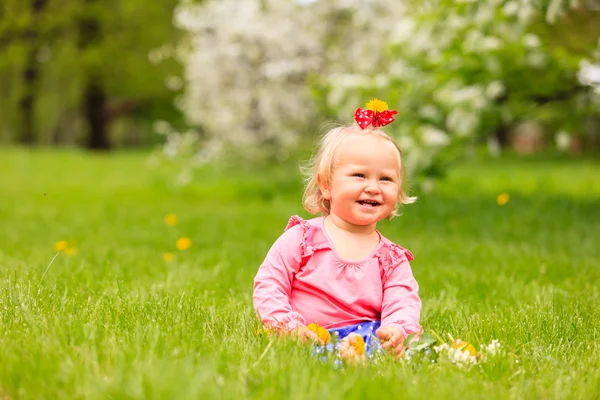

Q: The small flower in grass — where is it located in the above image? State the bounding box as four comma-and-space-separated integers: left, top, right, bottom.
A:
164, 213, 178, 225
403, 332, 504, 367
353, 334, 366, 355
307, 323, 332, 345
54, 240, 68, 251
176, 237, 191, 251
163, 252, 174, 263
451, 339, 476, 356
54, 240, 77, 255
496, 193, 510, 206
64, 247, 78, 256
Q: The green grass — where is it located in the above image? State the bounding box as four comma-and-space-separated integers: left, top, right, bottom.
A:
1, 149, 599, 399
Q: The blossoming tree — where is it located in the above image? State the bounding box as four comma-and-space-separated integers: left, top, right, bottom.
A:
161, 0, 599, 185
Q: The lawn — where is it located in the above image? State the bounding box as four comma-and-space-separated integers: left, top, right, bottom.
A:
1, 149, 599, 399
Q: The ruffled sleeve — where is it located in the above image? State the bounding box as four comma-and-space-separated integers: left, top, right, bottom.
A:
377, 243, 422, 336
252, 216, 309, 333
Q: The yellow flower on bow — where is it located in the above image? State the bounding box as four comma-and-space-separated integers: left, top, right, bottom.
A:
176, 237, 191, 251
496, 193, 509, 206
307, 323, 332, 345
366, 98, 389, 113
164, 213, 178, 225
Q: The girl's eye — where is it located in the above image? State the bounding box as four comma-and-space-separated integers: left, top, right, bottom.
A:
380, 176, 392, 181
352, 173, 365, 178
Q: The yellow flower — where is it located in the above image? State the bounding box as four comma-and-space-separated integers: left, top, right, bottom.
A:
176, 237, 191, 251
54, 240, 68, 252
307, 323, 332, 344
163, 252, 174, 262
353, 335, 366, 355
496, 193, 510, 206
451, 339, 476, 356
64, 247, 78, 256
164, 213, 178, 226
365, 98, 388, 113
256, 328, 272, 336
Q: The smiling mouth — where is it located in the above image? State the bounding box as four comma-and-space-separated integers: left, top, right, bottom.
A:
357, 200, 381, 207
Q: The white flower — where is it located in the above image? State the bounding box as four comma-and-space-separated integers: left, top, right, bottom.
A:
148, 49, 163, 65
485, 81, 505, 100
503, 1, 519, 17
419, 105, 441, 120
555, 131, 572, 152
481, 36, 502, 51
166, 76, 183, 91
487, 137, 501, 157
397, 135, 415, 152
447, 108, 480, 137
422, 126, 450, 147
527, 52, 547, 68
421, 179, 435, 193
578, 60, 600, 87
523, 33, 541, 48
153, 120, 173, 135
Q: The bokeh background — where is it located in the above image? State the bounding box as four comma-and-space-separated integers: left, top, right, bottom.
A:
1, 0, 599, 178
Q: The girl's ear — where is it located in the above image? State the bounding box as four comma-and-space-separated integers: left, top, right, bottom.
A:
317, 174, 331, 200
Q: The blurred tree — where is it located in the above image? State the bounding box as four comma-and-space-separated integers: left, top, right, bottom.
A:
0, 0, 184, 148
19, 0, 47, 145
163, 0, 599, 187
315, 0, 600, 181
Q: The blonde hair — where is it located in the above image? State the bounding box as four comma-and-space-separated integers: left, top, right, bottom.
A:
302, 124, 416, 219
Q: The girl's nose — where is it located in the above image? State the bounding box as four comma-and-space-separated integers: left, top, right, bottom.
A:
365, 180, 381, 193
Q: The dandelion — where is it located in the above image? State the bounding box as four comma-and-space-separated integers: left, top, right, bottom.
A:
64, 247, 78, 256
163, 252, 174, 262
54, 241, 68, 251
307, 323, 332, 345
451, 339, 476, 356
353, 335, 366, 355
54, 240, 77, 255
496, 193, 510, 206
164, 213, 178, 225
176, 237, 192, 251
365, 98, 389, 113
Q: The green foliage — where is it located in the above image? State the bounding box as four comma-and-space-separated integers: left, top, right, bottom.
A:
0, 149, 599, 398
310, 1, 600, 183
0, 0, 184, 146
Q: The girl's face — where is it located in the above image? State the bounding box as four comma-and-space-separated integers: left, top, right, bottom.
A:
320, 133, 400, 233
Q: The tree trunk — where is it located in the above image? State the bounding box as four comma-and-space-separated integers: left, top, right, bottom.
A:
79, 0, 110, 150
84, 79, 109, 149
18, 0, 46, 145
494, 125, 509, 147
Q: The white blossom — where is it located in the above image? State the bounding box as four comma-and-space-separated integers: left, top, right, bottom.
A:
165, 76, 183, 91
485, 81, 505, 100
158, 0, 593, 185
555, 131, 572, 151
422, 127, 450, 147
447, 109, 479, 137
523, 33, 541, 48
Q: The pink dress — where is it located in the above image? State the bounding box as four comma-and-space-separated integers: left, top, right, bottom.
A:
253, 216, 422, 336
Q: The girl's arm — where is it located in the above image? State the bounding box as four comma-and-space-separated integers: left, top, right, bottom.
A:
253, 224, 306, 333
380, 252, 422, 337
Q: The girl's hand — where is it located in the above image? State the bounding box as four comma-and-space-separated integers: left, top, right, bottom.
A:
291, 325, 323, 345
376, 326, 405, 358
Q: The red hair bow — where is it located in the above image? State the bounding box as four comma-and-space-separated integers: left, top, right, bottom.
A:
354, 98, 397, 129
